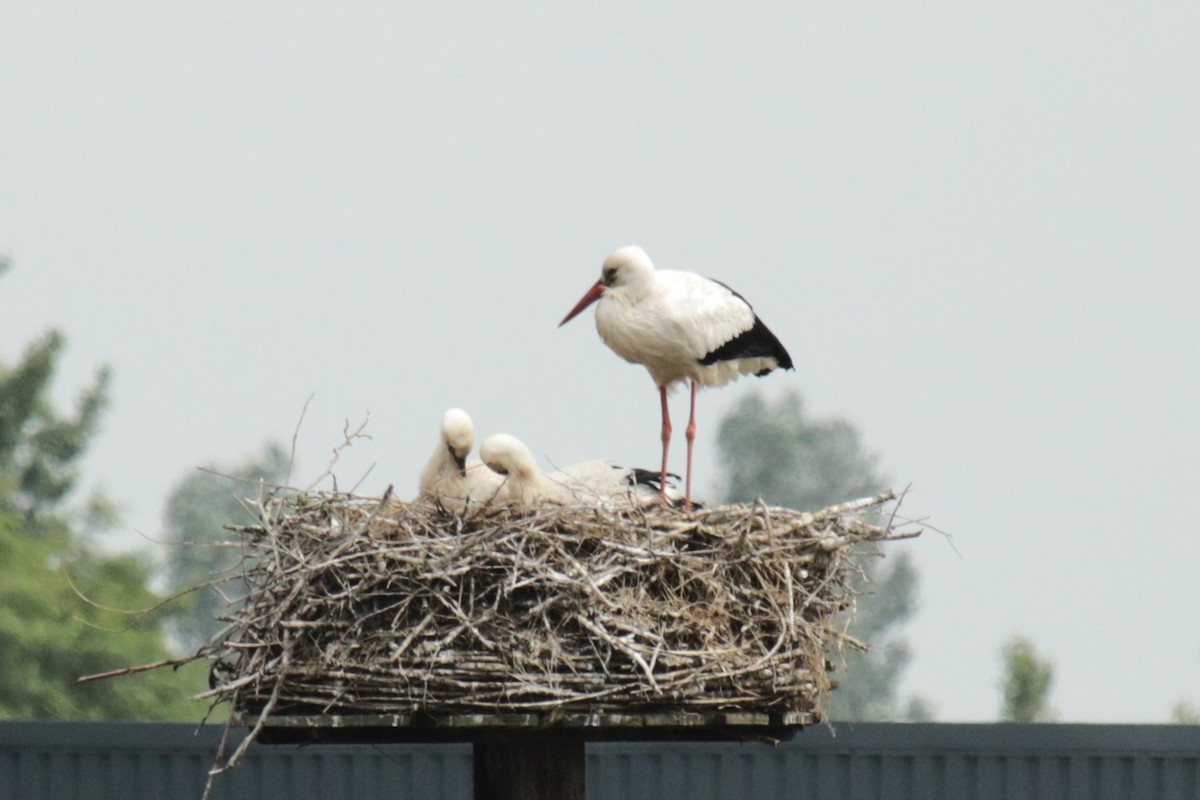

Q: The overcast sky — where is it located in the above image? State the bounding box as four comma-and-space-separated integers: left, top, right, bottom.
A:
3, 2, 1197, 723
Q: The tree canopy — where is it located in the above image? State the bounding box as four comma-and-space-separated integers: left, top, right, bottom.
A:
1170, 701, 1200, 724
0, 511, 204, 719
718, 390, 883, 512
1, 264, 202, 720
0, 331, 110, 528
999, 635, 1055, 722
161, 442, 290, 652
716, 389, 926, 721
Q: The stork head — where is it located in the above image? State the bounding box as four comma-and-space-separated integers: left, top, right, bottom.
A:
559, 245, 654, 326
440, 408, 474, 472
479, 433, 539, 480
602, 245, 654, 282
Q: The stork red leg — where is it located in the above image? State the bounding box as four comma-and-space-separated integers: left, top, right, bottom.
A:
659, 385, 671, 507
684, 381, 697, 513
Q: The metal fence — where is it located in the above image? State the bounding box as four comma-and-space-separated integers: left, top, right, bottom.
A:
2, 721, 1198, 799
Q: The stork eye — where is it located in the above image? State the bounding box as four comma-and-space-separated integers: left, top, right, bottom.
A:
602, 268, 618, 286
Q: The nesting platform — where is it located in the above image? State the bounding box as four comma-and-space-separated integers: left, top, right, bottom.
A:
238, 709, 812, 746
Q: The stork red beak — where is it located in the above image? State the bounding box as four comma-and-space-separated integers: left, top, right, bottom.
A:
558, 279, 605, 327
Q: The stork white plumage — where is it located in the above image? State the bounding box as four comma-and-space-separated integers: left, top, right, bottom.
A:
559, 245, 793, 512
417, 408, 504, 511
479, 433, 669, 509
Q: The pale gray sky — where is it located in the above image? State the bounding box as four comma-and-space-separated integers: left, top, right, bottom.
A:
2, 2, 1197, 723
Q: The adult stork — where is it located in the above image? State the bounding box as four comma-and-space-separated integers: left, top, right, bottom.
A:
559, 245, 793, 512
417, 408, 504, 511
479, 433, 672, 509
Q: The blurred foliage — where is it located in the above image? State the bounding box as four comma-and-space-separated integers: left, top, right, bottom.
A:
0, 265, 203, 720
161, 442, 290, 652
0, 513, 204, 719
999, 635, 1055, 722
718, 390, 882, 511
0, 331, 110, 526
1170, 700, 1200, 724
716, 388, 927, 721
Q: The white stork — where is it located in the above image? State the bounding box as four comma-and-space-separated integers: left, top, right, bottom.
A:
559, 245, 793, 512
417, 408, 504, 511
479, 433, 671, 509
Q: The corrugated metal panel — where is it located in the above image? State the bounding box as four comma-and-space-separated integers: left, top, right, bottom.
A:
0, 722, 472, 800
2, 722, 1198, 799
587, 724, 1200, 800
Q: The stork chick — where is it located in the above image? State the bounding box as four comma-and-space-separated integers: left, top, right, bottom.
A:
417, 408, 503, 511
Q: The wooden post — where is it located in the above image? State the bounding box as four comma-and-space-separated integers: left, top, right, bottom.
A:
473, 733, 585, 800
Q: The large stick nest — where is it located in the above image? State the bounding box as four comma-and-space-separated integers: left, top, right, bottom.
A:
200, 489, 918, 723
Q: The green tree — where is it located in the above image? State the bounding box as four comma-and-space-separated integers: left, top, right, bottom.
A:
0, 331, 110, 528
999, 635, 1055, 722
0, 263, 202, 719
719, 391, 883, 512
1170, 701, 1200, 724
716, 389, 925, 721
161, 442, 290, 651
0, 511, 205, 719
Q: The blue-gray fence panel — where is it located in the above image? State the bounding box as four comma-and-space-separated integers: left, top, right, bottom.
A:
587, 724, 1200, 800
0, 722, 472, 800
2, 722, 1198, 799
